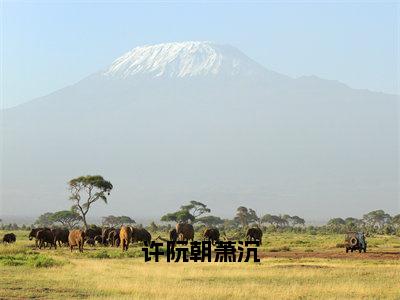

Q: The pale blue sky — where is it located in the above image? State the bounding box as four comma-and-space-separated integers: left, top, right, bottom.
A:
1, 1, 399, 108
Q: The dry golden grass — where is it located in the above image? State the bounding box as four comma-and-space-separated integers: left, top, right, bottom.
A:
2, 256, 400, 299
1, 230, 399, 299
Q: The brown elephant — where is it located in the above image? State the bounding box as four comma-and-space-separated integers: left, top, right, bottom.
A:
69, 229, 85, 252
246, 227, 263, 245
131, 228, 151, 245
120, 226, 132, 251
203, 228, 220, 245
176, 223, 194, 242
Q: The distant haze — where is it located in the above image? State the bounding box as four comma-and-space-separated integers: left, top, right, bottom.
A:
1, 41, 399, 222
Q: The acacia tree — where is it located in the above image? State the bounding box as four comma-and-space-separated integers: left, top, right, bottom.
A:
161, 201, 210, 224
234, 206, 249, 227
344, 217, 362, 231
195, 215, 224, 227
68, 175, 113, 230
180, 201, 211, 218
290, 216, 305, 227
326, 218, 346, 233
234, 207, 259, 227
281, 215, 305, 227
261, 214, 288, 227
363, 210, 391, 229
102, 215, 135, 227
34, 212, 55, 227
52, 210, 82, 229
161, 210, 195, 223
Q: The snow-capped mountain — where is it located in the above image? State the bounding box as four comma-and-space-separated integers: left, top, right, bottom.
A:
102, 41, 267, 78
1, 42, 398, 219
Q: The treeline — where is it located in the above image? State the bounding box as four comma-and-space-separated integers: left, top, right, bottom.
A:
0, 223, 30, 231
1, 176, 398, 235
323, 210, 400, 235
159, 202, 400, 236
2, 204, 399, 236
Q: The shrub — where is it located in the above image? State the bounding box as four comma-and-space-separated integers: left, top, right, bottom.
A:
90, 250, 110, 259
28, 255, 61, 268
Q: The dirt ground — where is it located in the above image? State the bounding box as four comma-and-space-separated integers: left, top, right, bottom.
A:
262, 250, 400, 260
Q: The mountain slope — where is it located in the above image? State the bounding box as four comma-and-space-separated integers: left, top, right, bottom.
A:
1, 42, 398, 219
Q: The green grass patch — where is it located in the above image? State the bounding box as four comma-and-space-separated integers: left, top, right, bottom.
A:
85, 246, 144, 259
88, 250, 111, 259
0, 253, 63, 268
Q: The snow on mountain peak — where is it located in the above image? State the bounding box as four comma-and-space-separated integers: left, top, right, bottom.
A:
102, 41, 265, 78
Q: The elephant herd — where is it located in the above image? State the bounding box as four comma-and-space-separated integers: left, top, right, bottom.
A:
27, 227, 85, 252
2, 224, 263, 252
24, 226, 152, 252
97, 226, 152, 250
168, 224, 263, 246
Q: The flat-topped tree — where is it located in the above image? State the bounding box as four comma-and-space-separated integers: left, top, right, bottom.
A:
68, 175, 113, 230
102, 215, 135, 227
195, 215, 224, 227
180, 201, 211, 219
161, 210, 195, 223
52, 210, 82, 229
161, 201, 210, 224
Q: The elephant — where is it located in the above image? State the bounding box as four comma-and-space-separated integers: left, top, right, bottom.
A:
203, 228, 220, 245
120, 226, 132, 251
176, 223, 194, 242
2, 233, 16, 243
69, 229, 85, 252
246, 227, 263, 245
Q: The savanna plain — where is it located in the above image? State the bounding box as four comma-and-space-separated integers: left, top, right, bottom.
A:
1, 230, 399, 299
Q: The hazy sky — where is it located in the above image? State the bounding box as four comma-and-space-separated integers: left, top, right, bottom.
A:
1, 1, 398, 108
